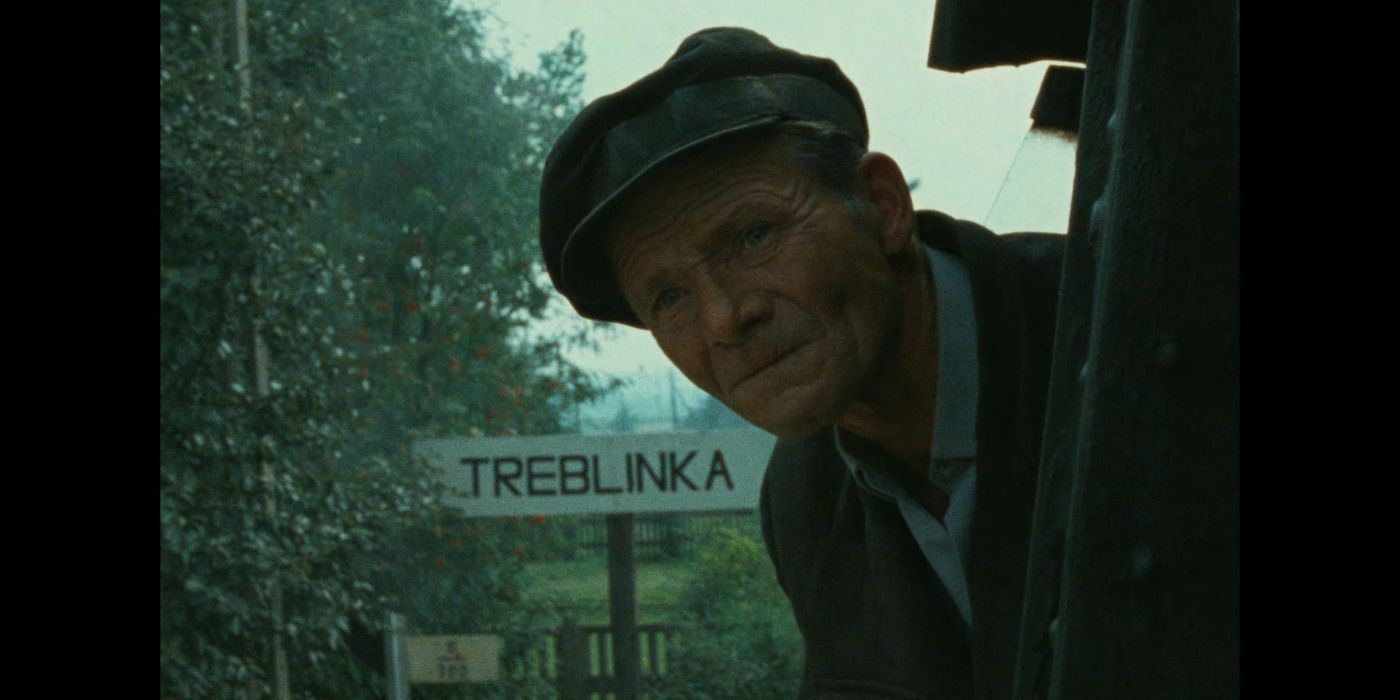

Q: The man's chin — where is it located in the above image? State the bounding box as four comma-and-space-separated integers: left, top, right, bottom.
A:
760, 422, 831, 439
736, 401, 840, 439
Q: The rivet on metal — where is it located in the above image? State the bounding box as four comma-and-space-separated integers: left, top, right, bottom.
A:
1089, 196, 1109, 248
1130, 544, 1153, 579
1153, 341, 1180, 369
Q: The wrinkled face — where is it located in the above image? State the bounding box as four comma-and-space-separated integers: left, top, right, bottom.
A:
606, 139, 901, 437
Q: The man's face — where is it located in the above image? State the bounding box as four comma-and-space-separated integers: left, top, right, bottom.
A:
606, 138, 902, 437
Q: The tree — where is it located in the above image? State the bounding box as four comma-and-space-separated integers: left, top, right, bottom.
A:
160, 2, 601, 697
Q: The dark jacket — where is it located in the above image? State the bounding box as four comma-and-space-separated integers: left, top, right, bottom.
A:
760, 211, 1064, 699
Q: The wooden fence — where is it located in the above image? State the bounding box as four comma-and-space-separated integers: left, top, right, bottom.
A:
570, 510, 758, 560
548, 618, 676, 699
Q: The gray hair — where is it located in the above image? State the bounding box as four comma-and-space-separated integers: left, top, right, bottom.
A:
772, 120, 869, 222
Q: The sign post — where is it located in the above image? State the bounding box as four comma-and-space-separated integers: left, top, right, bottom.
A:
606, 513, 641, 699
384, 612, 409, 700
414, 428, 776, 696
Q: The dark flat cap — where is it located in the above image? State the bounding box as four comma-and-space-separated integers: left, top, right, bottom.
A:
539, 27, 869, 325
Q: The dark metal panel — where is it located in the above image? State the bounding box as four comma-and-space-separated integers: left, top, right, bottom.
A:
1012, 0, 1240, 698
1009, 1, 1126, 695
928, 0, 1093, 72
1029, 66, 1085, 134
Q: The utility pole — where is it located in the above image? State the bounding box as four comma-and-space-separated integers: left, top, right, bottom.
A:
234, 1, 291, 698
668, 369, 678, 429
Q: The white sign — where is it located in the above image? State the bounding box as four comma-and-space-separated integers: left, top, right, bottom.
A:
404, 634, 500, 684
415, 429, 777, 516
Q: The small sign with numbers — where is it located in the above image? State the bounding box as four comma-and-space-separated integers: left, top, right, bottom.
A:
403, 634, 500, 684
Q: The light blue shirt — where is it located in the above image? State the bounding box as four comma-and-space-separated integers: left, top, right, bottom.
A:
834, 245, 979, 628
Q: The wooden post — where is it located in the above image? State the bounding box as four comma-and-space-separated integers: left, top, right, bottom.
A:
606, 513, 641, 699
557, 616, 587, 700
384, 612, 409, 700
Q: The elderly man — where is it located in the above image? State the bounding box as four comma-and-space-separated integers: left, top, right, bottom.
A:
539, 27, 1063, 699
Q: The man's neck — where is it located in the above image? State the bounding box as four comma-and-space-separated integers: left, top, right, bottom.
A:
836, 242, 939, 480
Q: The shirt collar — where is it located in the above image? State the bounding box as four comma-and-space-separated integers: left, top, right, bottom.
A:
928, 245, 978, 461
835, 244, 979, 487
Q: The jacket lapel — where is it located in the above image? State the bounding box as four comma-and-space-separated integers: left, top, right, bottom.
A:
920, 212, 1051, 700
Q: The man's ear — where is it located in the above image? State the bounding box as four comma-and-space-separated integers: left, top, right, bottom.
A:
855, 152, 916, 256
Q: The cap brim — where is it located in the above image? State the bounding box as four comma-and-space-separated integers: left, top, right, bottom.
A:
557, 113, 783, 323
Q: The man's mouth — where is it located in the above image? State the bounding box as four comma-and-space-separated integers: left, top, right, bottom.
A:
726, 342, 808, 394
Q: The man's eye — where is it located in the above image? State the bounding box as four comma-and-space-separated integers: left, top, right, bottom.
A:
656, 289, 685, 310
742, 226, 771, 247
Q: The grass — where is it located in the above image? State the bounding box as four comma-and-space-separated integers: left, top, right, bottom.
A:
522, 556, 692, 625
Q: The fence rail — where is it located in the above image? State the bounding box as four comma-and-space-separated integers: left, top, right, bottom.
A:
553, 618, 675, 699
570, 510, 757, 560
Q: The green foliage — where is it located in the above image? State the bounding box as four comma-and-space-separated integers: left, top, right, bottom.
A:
511, 513, 596, 563
160, 1, 602, 698
657, 528, 805, 699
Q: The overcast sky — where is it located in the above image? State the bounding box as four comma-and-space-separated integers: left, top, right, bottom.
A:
471, 0, 1075, 382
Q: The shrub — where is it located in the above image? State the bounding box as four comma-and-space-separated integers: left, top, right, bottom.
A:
656, 527, 803, 699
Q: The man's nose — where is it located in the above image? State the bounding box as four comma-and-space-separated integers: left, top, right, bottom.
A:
695, 273, 772, 346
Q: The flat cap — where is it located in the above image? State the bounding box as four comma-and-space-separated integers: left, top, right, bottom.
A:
539, 27, 869, 325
